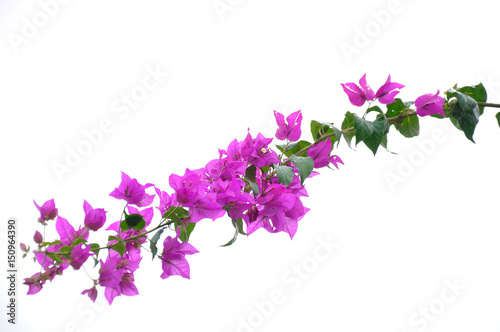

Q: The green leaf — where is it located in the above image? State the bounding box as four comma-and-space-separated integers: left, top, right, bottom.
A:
107, 235, 126, 258
289, 155, 314, 185
108, 235, 118, 242
122, 213, 145, 230
177, 222, 196, 242
362, 117, 386, 155
385, 98, 406, 118
110, 240, 126, 258
381, 135, 388, 150
60, 245, 72, 256
43, 240, 63, 247
92, 256, 99, 267
341, 111, 355, 148
245, 164, 256, 180
310, 120, 342, 149
90, 243, 100, 266
243, 165, 260, 195
162, 206, 190, 220
496, 112, 500, 128
120, 220, 128, 230
72, 238, 87, 246
248, 180, 260, 195
221, 218, 246, 247
331, 126, 343, 148
310, 121, 330, 139
90, 243, 100, 254
448, 90, 480, 142
458, 83, 487, 114
274, 164, 294, 186
379, 134, 395, 154
47, 252, 64, 263
366, 105, 383, 116
398, 114, 420, 138
150, 228, 165, 260
385, 98, 418, 137
353, 115, 374, 144
234, 218, 247, 235
276, 140, 311, 157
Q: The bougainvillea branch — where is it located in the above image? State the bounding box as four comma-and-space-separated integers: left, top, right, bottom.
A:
21, 74, 500, 305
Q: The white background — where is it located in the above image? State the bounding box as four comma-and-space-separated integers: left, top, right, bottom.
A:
1, 1, 499, 331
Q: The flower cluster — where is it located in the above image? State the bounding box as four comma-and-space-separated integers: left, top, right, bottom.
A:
23, 205, 102, 296
341, 74, 404, 106
23, 74, 462, 305
341, 74, 445, 117
165, 110, 331, 239
23, 108, 344, 305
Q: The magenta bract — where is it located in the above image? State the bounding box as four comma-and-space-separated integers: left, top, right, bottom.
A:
274, 110, 303, 142
374, 75, 405, 104
415, 90, 445, 117
34, 199, 58, 224
307, 138, 344, 169
160, 235, 199, 279
109, 172, 155, 207
83, 200, 107, 231
341, 74, 376, 106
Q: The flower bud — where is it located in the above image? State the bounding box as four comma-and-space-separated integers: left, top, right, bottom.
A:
83, 200, 107, 231
34, 199, 58, 224
33, 230, 43, 244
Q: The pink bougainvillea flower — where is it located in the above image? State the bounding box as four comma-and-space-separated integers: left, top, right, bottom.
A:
341, 74, 376, 106
56, 216, 89, 246
274, 110, 303, 141
109, 172, 155, 207
97, 253, 142, 304
117, 273, 139, 296
81, 286, 98, 303
169, 169, 206, 206
204, 157, 246, 183
214, 177, 255, 222
374, 75, 405, 104
104, 273, 140, 304
34, 199, 58, 224
246, 183, 308, 239
83, 200, 107, 231
98, 256, 123, 292
169, 169, 224, 223
24, 272, 46, 295
415, 90, 445, 117
159, 235, 199, 279
70, 244, 93, 270
242, 132, 281, 168
127, 205, 154, 228
154, 187, 176, 217
307, 138, 344, 169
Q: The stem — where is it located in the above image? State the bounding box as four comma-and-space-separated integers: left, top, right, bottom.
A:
284, 102, 500, 164
93, 205, 183, 252
478, 102, 500, 109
